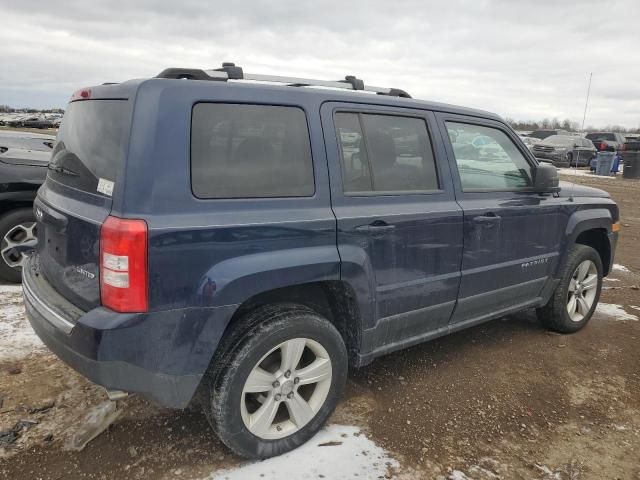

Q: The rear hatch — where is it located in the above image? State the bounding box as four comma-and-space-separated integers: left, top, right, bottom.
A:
36, 98, 130, 311
586, 134, 616, 152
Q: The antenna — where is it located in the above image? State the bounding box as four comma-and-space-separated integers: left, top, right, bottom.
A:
581, 72, 593, 133
569, 72, 593, 202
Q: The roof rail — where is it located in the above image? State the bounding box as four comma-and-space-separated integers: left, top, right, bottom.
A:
155, 62, 411, 98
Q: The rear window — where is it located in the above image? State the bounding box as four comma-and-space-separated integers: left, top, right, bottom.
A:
586, 133, 616, 142
191, 103, 314, 199
49, 100, 128, 196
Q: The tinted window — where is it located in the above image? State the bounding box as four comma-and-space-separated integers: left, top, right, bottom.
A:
49, 100, 127, 196
191, 104, 314, 199
446, 122, 533, 191
335, 112, 438, 193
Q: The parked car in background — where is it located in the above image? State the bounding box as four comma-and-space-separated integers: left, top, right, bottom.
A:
585, 132, 627, 152
0, 131, 52, 281
532, 135, 596, 167
22, 117, 55, 129
6, 115, 32, 128
519, 135, 541, 151
529, 129, 570, 140
23, 64, 619, 460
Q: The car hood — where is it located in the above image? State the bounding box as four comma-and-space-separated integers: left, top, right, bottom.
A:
557, 180, 610, 198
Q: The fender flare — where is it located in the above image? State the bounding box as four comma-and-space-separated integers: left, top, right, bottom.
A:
556, 208, 613, 276
196, 245, 341, 308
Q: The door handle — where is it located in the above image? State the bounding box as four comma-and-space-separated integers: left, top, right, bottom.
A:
355, 221, 396, 234
473, 214, 501, 227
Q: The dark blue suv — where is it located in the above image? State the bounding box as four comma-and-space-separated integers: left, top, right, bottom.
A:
23, 64, 619, 459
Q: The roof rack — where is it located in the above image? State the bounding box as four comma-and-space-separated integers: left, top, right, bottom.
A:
155, 62, 411, 98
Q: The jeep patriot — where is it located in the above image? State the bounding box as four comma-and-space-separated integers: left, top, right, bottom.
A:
23, 63, 619, 458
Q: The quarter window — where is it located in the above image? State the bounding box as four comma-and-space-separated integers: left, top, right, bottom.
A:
191, 104, 314, 199
446, 122, 533, 191
335, 112, 439, 193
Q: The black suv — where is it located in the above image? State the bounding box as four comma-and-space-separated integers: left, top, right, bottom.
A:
24, 64, 619, 459
0, 131, 52, 281
585, 132, 627, 152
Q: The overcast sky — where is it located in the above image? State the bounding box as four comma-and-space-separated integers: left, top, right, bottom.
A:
1, 0, 638, 128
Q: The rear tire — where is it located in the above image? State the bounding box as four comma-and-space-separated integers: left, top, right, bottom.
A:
0, 208, 37, 283
537, 244, 603, 333
203, 304, 348, 459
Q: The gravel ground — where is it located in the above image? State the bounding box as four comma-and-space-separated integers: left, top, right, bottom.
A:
1, 171, 639, 480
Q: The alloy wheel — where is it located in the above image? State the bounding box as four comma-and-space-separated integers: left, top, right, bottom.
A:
240, 337, 332, 440
1, 222, 37, 269
567, 259, 598, 322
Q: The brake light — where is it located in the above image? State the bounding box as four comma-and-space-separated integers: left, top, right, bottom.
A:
599, 141, 608, 151
70, 88, 92, 101
100, 216, 148, 312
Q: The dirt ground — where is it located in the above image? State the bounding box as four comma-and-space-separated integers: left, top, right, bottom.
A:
1, 171, 639, 480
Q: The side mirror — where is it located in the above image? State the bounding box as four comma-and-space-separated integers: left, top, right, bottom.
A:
533, 162, 560, 193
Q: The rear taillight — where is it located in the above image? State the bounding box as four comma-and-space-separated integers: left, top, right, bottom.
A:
599, 141, 608, 151
70, 88, 92, 101
100, 216, 148, 312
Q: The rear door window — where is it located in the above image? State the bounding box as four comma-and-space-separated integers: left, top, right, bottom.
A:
334, 112, 439, 193
49, 100, 128, 196
191, 104, 314, 199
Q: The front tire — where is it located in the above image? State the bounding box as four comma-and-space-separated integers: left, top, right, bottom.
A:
204, 304, 348, 459
537, 244, 603, 333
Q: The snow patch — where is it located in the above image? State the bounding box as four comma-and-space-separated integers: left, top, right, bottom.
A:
612, 264, 630, 273
205, 425, 398, 480
0, 286, 44, 362
534, 464, 563, 480
448, 471, 472, 480
603, 277, 619, 282
0, 284, 23, 294
596, 303, 638, 322
630, 305, 640, 312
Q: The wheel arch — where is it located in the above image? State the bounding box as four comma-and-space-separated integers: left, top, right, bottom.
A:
564, 209, 614, 276
224, 280, 363, 365
575, 228, 611, 275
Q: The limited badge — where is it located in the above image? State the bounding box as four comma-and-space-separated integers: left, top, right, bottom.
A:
97, 178, 114, 196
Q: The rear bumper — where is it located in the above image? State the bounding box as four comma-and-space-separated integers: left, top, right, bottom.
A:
22, 255, 238, 408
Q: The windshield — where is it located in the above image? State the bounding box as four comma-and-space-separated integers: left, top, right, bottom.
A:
544, 136, 574, 146
48, 100, 128, 196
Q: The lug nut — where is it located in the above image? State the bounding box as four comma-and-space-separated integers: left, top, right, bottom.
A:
284, 370, 291, 378
287, 392, 294, 399
294, 377, 300, 384
272, 380, 280, 388
275, 394, 282, 401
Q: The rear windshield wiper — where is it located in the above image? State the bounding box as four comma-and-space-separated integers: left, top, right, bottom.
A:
47, 163, 79, 177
